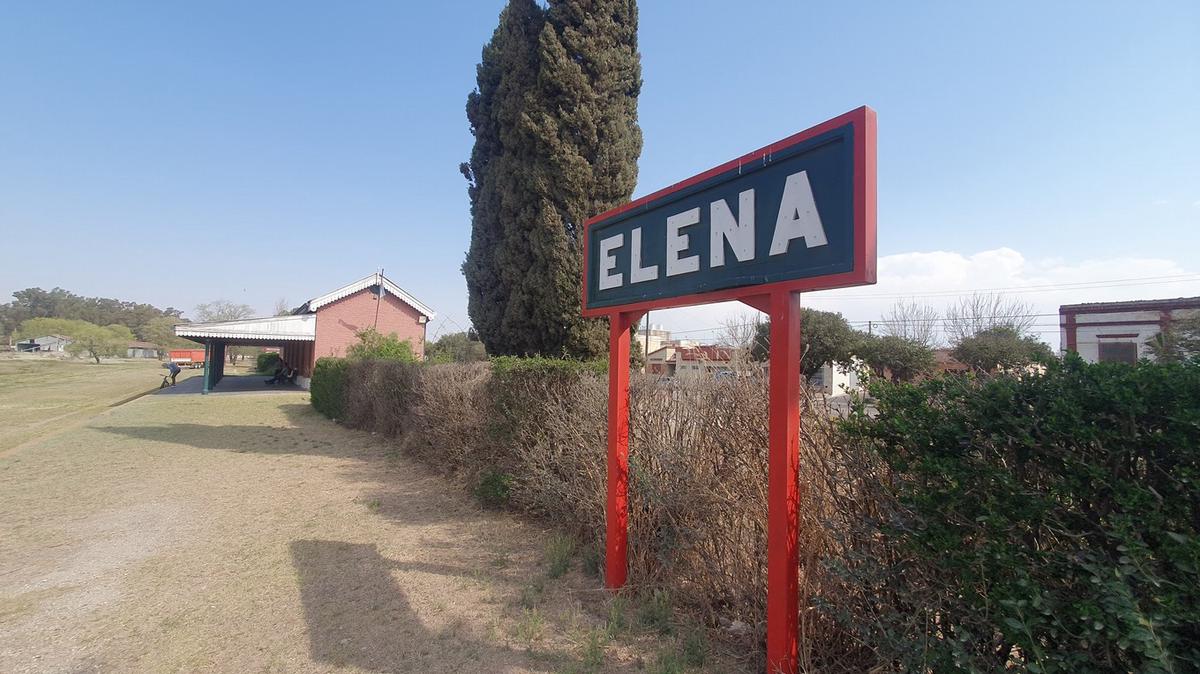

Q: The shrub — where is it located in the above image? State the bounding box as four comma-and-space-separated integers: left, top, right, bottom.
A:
310, 357, 350, 420
341, 359, 421, 436
256, 351, 281, 373
346, 327, 416, 362
831, 355, 1200, 672
309, 357, 850, 670
473, 470, 512, 509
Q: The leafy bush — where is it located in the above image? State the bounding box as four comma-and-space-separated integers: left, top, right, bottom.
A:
310, 357, 350, 420
346, 327, 416, 362
256, 351, 281, 373
831, 355, 1200, 672
474, 470, 513, 509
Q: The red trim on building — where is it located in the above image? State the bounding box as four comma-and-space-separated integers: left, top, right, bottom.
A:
1065, 312, 1077, 352
1069, 319, 1169, 328
1060, 297, 1200, 315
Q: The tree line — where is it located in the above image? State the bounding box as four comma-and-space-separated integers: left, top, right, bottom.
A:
0, 287, 184, 340
744, 292, 1055, 380
1, 287, 273, 361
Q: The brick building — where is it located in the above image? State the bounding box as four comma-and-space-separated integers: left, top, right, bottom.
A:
176, 272, 434, 392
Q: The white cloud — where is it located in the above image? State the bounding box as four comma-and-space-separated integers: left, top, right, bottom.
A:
644, 247, 1200, 348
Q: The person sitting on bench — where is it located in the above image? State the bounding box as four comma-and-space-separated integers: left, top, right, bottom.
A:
265, 359, 290, 385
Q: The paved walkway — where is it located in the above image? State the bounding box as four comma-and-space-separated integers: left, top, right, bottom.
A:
156, 373, 303, 395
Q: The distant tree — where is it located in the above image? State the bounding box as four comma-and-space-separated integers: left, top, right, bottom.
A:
194, 300, 255, 323
1145, 314, 1200, 363
426, 331, 489, 363
880, 299, 940, 348
751, 308, 861, 379
944, 293, 1037, 343
274, 298, 291, 316
346, 328, 416, 362
951, 326, 1053, 373
858, 334, 936, 382
136, 315, 192, 352
17, 317, 134, 363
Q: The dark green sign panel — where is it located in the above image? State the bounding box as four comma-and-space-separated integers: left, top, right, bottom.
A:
582, 107, 875, 315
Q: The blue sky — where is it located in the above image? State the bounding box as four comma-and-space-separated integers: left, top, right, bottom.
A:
1, 1, 1197, 345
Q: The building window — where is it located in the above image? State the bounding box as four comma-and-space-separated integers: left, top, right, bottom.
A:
1098, 341, 1137, 364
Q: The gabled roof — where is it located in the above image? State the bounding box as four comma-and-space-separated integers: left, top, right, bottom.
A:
299, 272, 435, 318
175, 314, 316, 341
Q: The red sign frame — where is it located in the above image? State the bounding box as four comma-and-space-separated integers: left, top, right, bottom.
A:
582, 106, 876, 317
585, 107, 876, 674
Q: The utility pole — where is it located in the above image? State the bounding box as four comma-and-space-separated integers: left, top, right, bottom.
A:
643, 312, 651, 371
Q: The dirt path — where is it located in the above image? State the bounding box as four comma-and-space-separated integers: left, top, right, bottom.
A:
0, 391, 716, 673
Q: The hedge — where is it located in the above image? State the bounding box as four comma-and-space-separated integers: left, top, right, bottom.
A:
833, 355, 1200, 672
310, 357, 350, 421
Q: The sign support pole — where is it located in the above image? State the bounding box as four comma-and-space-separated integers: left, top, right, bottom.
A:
605, 310, 641, 589
767, 290, 802, 674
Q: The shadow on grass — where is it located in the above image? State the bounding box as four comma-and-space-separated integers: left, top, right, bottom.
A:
291, 540, 576, 673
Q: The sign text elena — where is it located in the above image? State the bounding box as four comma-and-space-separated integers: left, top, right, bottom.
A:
582, 110, 874, 314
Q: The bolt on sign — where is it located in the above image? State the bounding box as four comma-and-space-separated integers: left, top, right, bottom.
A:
582, 107, 876, 674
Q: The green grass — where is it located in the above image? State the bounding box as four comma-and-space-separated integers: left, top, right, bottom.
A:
513, 607, 545, 646
545, 534, 575, 578
605, 595, 629, 636
638, 589, 673, 635
519, 580, 545, 609
681, 627, 707, 667
648, 647, 685, 674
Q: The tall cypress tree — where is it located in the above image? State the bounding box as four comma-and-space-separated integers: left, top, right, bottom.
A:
462, 0, 642, 358
536, 0, 643, 358
461, 0, 545, 354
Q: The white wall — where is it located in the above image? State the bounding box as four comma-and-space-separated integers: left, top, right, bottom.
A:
1063, 307, 1198, 363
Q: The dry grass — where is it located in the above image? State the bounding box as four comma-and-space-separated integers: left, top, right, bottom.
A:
0, 355, 197, 454
0, 376, 739, 672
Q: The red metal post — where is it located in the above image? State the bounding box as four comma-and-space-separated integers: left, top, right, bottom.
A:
605, 311, 637, 589
766, 291, 802, 674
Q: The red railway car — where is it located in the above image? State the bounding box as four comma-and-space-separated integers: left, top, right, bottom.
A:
168, 349, 207, 369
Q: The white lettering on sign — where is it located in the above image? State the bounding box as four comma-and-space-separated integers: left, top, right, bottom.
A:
769, 170, 827, 255
629, 227, 659, 283
599, 233, 624, 290
666, 207, 701, 277
710, 189, 755, 267
596, 170, 829, 291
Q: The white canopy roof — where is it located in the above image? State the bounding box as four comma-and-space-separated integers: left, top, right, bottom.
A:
175, 313, 316, 341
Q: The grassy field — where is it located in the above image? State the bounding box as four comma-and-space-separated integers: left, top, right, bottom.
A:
0, 356, 197, 454
0, 361, 731, 673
